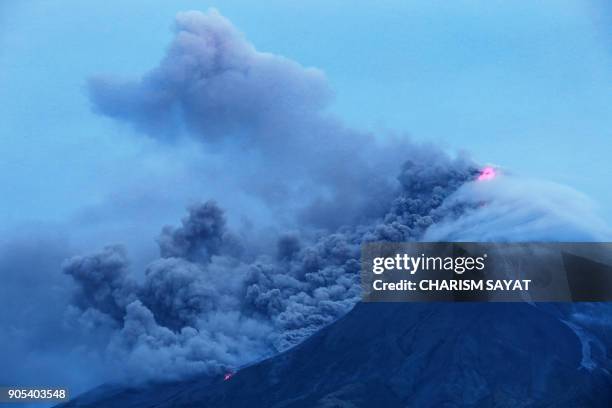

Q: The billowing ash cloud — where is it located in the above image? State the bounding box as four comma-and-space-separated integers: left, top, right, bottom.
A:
64, 245, 137, 321
157, 201, 228, 261
88, 9, 330, 140
62, 151, 477, 380
88, 9, 420, 230
51, 8, 609, 385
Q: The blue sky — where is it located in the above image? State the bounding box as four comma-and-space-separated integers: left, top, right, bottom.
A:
1, 0, 611, 232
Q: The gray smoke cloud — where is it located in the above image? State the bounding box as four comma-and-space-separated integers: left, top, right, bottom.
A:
89, 9, 331, 140
63, 245, 137, 321
63, 149, 477, 380
88, 9, 419, 230
157, 200, 229, 261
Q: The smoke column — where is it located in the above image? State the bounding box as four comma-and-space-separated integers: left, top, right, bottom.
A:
66, 9, 480, 380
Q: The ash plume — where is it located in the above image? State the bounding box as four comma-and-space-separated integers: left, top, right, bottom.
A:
157, 200, 228, 261
88, 9, 422, 229
79, 11, 481, 377
62, 151, 477, 380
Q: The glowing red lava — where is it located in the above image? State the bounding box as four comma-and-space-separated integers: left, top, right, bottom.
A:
223, 372, 234, 381
477, 166, 496, 181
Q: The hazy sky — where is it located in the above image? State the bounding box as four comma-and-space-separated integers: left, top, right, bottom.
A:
1, 0, 611, 231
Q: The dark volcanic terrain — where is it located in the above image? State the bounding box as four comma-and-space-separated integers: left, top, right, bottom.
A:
61, 302, 612, 407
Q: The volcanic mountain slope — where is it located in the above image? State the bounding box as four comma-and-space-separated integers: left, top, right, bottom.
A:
62, 303, 612, 407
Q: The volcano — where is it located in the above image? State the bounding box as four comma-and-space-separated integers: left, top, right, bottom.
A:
61, 302, 612, 407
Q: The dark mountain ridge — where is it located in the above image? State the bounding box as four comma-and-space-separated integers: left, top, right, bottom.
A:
61, 302, 612, 407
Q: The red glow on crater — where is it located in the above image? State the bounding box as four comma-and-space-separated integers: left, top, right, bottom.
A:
477, 166, 496, 181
